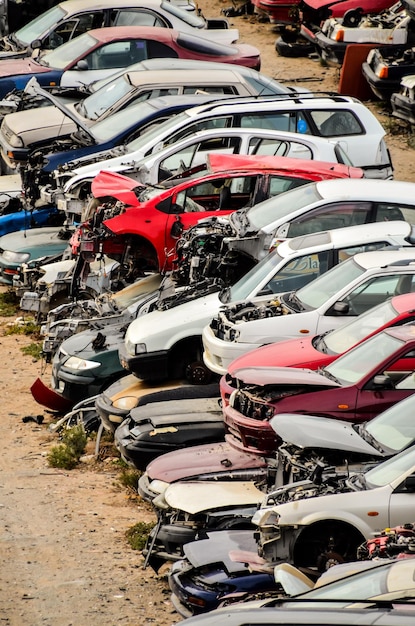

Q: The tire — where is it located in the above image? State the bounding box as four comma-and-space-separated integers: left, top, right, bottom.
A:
275, 36, 315, 58
185, 360, 213, 385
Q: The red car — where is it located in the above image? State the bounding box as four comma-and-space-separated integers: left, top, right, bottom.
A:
223, 324, 415, 455
220, 292, 415, 405
76, 152, 362, 273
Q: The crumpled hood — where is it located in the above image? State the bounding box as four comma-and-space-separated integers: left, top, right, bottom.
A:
183, 530, 258, 572
163, 480, 263, 514
232, 365, 340, 388
0, 57, 50, 78
91, 170, 145, 207
271, 413, 383, 456
146, 441, 267, 482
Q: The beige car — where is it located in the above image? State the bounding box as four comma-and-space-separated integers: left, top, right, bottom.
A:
0, 63, 294, 170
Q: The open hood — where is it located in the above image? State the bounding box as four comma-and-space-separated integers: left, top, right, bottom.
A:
146, 441, 267, 483
24, 77, 94, 140
271, 413, 383, 456
91, 170, 145, 206
232, 365, 341, 388
163, 480, 263, 514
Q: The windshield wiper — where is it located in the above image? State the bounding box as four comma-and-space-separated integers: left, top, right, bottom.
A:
318, 368, 341, 384
285, 292, 305, 312
359, 427, 385, 453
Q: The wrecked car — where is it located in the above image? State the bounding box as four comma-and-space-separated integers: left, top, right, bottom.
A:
220, 324, 415, 455
118, 219, 401, 384
391, 74, 415, 123
202, 247, 415, 376
253, 444, 415, 572
362, 43, 415, 100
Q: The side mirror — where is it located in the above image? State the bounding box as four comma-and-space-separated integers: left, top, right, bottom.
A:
171, 218, 183, 239
30, 39, 42, 50
404, 474, 415, 491
75, 60, 89, 71
372, 374, 393, 388
326, 301, 349, 316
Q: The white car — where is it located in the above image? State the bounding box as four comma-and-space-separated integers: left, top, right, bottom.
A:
0, 0, 233, 61
253, 444, 415, 572
118, 221, 414, 383
43, 93, 394, 193
202, 247, 415, 376
50, 127, 357, 219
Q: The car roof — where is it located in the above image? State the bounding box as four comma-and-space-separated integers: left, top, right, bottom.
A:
390, 291, 415, 313
314, 178, 415, 202
58, 0, 192, 14
78, 25, 179, 44
279, 220, 413, 256
126, 67, 250, 87
180, 606, 415, 625
352, 248, 415, 271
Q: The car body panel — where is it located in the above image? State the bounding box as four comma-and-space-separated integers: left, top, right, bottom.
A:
163, 480, 264, 514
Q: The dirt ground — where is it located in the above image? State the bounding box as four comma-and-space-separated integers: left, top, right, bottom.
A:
1, 2, 415, 625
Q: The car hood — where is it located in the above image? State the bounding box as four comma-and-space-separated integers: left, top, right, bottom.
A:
146, 441, 267, 482
91, 170, 144, 207
232, 365, 340, 388
58, 322, 128, 360
4, 102, 80, 139
227, 336, 325, 373
270, 413, 383, 456
163, 480, 264, 514
0, 226, 70, 253
0, 57, 50, 78
183, 530, 259, 572
128, 397, 222, 427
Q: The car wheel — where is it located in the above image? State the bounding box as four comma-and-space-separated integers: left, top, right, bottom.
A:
185, 361, 212, 385
275, 36, 315, 58
293, 520, 365, 572
342, 8, 363, 27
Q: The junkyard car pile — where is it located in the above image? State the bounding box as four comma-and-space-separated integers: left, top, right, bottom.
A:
4, 1, 415, 624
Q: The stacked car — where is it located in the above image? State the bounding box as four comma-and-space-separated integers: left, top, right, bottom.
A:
4, 2, 415, 623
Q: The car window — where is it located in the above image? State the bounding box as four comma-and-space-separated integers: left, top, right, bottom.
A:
158, 136, 241, 179
182, 85, 238, 94
178, 175, 257, 213
340, 274, 415, 316
263, 250, 331, 293
240, 112, 297, 131
86, 40, 147, 70
374, 202, 415, 224
309, 109, 364, 137
113, 10, 167, 28
167, 117, 233, 146
268, 176, 313, 196
286, 202, 372, 237
248, 137, 312, 159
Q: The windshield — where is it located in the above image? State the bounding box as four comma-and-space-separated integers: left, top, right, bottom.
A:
227, 249, 285, 302
324, 299, 398, 354
295, 256, 365, 310
39, 32, 96, 69
14, 5, 66, 46
366, 394, 415, 453
323, 331, 404, 385
364, 445, 415, 488
88, 100, 160, 143
290, 559, 415, 601
78, 74, 133, 121
126, 109, 190, 152
244, 182, 321, 231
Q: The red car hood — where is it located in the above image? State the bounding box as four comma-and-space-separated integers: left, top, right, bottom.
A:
91, 170, 144, 207
146, 441, 267, 482
231, 365, 340, 387
227, 335, 333, 374
0, 57, 50, 77
207, 152, 363, 179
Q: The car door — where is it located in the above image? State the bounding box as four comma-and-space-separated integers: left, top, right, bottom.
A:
42, 12, 106, 49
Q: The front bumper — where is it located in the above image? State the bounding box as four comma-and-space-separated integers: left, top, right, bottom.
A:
118, 344, 170, 381
202, 325, 255, 377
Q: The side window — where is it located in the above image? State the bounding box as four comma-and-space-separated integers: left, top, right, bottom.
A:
248, 137, 312, 159
309, 109, 363, 137
286, 202, 372, 237
337, 242, 391, 263
45, 13, 104, 48
269, 176, 312, 197
341, 274, 415, 316
240, 112, 296, 132
146, 40, 179, 59
115, 10, 166, 27
182, 86, 238, 95
86, 40, 143, 70
167, 117, 233, 146
374, 203, 415, 224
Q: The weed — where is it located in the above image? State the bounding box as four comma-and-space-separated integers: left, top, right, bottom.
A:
47, 424, 88, 470
117, 465, 142, 493
0, 290, 20, 316
125, 521, 154, 551
21, 342, 43, 360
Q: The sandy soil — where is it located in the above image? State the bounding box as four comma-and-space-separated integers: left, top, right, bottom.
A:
1, 2, 414, 625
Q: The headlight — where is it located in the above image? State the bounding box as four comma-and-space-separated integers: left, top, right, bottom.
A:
125, 337, 146, 356
252, 508, 280, 528
149, 480, 169, 495
64, 356, 101, 371
7, 133, 24, 148
112, 395, 140, 410
1, 250, 30, 263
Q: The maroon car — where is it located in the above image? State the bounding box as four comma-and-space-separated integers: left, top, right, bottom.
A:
223, 324, 415, 455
